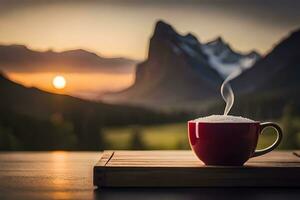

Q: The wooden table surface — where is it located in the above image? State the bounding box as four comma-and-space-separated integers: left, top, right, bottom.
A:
1, 151, 300, 200
94, 150, 300, 187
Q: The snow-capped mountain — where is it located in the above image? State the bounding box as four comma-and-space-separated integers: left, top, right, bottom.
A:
202, 38, 260, 78
102, 21, 260, 108
152, 27, 260, 79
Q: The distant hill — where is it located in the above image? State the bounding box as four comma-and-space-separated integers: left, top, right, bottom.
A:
103, 21, 259, 108
0, 44, 137, 73
232, 28, 300, 94
223, 28, 300, 119
0, 72, 188, 150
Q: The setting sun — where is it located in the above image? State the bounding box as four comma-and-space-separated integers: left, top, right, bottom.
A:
52, 75, 66, 89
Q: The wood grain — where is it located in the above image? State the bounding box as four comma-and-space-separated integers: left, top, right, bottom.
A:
94, 150, 300, 187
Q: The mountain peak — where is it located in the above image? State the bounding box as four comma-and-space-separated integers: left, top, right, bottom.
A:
208, 37, 225, 45
184, 33, 199, 44
153, 20, 177, 38
248, 50, 261, 58
216, 36, 223, 42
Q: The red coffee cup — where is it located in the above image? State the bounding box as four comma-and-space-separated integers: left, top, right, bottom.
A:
188, 121, 282, 166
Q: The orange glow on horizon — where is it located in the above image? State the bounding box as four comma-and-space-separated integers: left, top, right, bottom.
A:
6, 72, 135, 100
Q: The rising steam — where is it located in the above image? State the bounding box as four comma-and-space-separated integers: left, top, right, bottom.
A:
221, 69, 242, 115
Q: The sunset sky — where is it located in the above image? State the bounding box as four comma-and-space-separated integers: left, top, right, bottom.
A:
0, 0, 299, 99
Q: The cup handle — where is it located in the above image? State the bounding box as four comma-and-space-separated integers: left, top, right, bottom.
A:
251, 122, 283, 157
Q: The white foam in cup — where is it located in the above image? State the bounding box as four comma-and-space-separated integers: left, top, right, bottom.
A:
190, 115, 255, 138
191, 115, 255, 123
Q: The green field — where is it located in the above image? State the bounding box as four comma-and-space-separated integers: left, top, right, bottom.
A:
104, 123, 277, 150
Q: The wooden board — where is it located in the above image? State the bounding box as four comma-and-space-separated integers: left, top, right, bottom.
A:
93, 150, 300, 187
